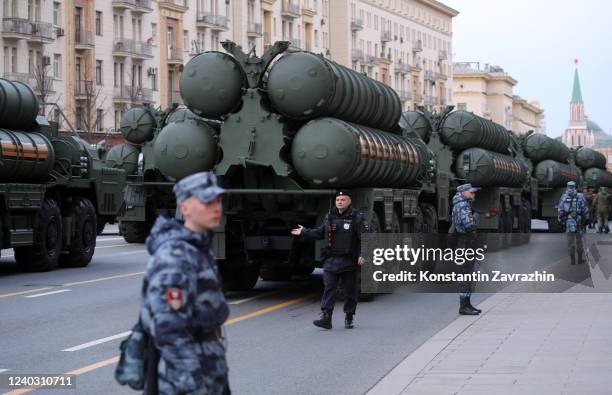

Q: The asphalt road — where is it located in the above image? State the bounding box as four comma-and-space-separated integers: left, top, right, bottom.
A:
0, 226, 606, 395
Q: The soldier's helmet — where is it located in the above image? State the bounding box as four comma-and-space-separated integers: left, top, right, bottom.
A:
457, 183, 480, 193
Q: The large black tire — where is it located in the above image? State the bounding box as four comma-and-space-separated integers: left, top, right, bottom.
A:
221, 264, 261, 291
419, 203, 439, 272
15, 199, 62, 272
60, 197, 97, 268
120, 221, 149, 243
96, 221, 106, 235
260, 264, 292, 281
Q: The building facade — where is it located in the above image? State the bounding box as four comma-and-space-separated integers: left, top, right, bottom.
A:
452, 62, 544, 134
1, 0, 456, 143
561, 65, 612, 171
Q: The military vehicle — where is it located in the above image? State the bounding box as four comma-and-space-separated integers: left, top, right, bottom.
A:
0, 78, 126, 271
116, 41, 538, 292
574, 147, 612, 188
518, 131, 582, 232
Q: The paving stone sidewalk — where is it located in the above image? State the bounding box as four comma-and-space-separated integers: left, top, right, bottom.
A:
393, 293, 612, 395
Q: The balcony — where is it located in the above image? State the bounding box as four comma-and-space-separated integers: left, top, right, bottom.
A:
113, 85, 132, 103
2, 18, 32, 39
133, 0, 153, 13
281, 0, 300, 18
397, 90, 412, 101
381, 30, 392, 42
351, 18, 363, 30
167, 47, 184, 64
197, 12, 229, 31
75, 30, 94, 49
114, 85, 153, 104
113, 38, 133, 57
29, 21, 54, 43
396, 62, 411, 74
247, 22, 262, 37
351, 48, 364, 62
302, 2, 316, 17
287, 37, 301, 49
132, 40, 153, 59
363, 55, 379, 66
169, 90, 182, 104
2, 71, 33, 86
424, 70, 435, 81
112, 0, 135, 10
264, 32, 271, 47
75, 80, 93, 100
439, 50, 447, 60
158, 0, 188, 12
412, 40, 423, 52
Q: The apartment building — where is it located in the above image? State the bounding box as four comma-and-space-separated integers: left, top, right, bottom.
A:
453, 62, 544, 134
1, 0, 456, 143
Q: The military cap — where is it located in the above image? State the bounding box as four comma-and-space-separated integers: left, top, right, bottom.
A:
457, 183, 480, 193
335, 190, 352, 198
173, 171, 225, 204
567, 181, 576, 188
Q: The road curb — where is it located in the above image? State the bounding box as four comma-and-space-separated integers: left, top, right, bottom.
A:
366, 293, 514, 395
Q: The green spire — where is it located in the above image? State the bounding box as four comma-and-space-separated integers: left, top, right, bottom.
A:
571, 68, 583, 103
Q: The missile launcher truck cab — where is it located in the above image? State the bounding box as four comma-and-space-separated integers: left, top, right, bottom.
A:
0, 78, 126, 271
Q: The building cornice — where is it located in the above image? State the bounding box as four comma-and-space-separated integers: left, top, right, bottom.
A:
415, 0, 460, 17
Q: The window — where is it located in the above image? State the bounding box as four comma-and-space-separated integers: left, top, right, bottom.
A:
96, 11, 102, 35
75, 107, 83, 130
11, 47, 17, 72
113, 62, 119, 87
152, 69, 157, 91
53, 54, 61, 78
53, 2, 61, 25
151, 23, 158, 45
96, 109, 103, 131
96, 60, 102, 85
28, 50, 34, 74
53, 108, 61, 124
183, 30, 189, 51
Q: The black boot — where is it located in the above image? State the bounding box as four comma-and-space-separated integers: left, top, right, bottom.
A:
570, 254, 576, 265
345, 313, 354, 329
466, 296, 481, 314
578, 254, 585, 265
459, 296, 480, 315
313, 310, 332, 329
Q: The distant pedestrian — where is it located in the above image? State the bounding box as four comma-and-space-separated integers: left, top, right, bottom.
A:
291, 191, 368, 330
451, 183, 481, 315
593, 187, 610, 233
140, 172, 230, 394
557, 181, 588, 265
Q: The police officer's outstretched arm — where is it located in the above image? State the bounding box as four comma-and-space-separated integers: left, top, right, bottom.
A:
147, 255, 204, 393
292, 214, 329, 241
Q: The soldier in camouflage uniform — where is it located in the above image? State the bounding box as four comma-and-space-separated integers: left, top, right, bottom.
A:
451, 183, 481, 315
592, 187, 610, 233
557, 181, 588, 265
140, 172, 230, 394
583, 187, 595, 229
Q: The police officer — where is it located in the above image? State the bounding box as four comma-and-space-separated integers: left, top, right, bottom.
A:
451, 183, 481, 315
557, 181, 588, 265
593, 186, 610, 233
291, 191, 368, 330
583, 187, 595, 229
140, 172, 230, 394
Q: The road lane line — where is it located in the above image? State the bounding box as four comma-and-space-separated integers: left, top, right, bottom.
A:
0, 369, 8, 373
96, 237, 126, 242
62, 271, 145, 287
62, 331, 132, 352
228, 290, 282, 305
94, 243, 130, 250
24, 289, 71, 299
4, 293, 316, 394
0, 288, 52, 299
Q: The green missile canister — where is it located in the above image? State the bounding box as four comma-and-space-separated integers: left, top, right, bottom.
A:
291, 118, 428, 188
267, 52, 401, 131
399, 111, 432, 142
534, 160, 582, 188
120, 107, 157, 145
455, 147, 528, 187
440, 111, 511, 153
105, 143, 140, 175
153, 119, 217, 181
0, 78, 39, 130
523, 133, 571, 163
583, 167, 612, 188
575, 147, 607, 170
180, 51, 246, 118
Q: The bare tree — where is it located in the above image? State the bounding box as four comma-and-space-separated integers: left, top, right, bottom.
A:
74, 60, 109, 137
32, 54, 54, 116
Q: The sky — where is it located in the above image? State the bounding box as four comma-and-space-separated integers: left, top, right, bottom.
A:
443, 0, 612, 137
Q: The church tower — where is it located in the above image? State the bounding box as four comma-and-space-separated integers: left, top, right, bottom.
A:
568, 67, 586, 128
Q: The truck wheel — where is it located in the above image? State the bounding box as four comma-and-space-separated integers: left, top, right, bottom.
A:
96, 221, 106, 235
60, 197, 97, 268
120, 221, 149, 243
222, 264, 260, 291
15, 199, 62, 272
420, 203, 439, 233
260, 264, 292, 281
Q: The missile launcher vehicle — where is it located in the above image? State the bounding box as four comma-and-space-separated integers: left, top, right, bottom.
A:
118, 42, 536, 292
0, 78, 126, 271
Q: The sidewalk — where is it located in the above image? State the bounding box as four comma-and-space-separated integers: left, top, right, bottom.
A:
368, 292, 612, 395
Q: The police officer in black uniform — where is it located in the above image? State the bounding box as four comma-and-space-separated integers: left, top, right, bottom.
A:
291, 191, 368, 330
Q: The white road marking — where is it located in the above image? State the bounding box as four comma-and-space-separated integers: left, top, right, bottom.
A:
24, 289, 71, 298
228, 290, 281, 305
0, 369, 9, 373
106, 250, 147, 257
62, 331, 132, 352
97, 237, 126, 242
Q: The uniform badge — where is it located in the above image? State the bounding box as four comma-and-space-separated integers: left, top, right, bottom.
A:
165, 288, 183, 311
344, 223, 351, 230
364, 222, 369, 231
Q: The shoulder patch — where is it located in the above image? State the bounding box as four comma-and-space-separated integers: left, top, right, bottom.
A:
165, 288, 184, 311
